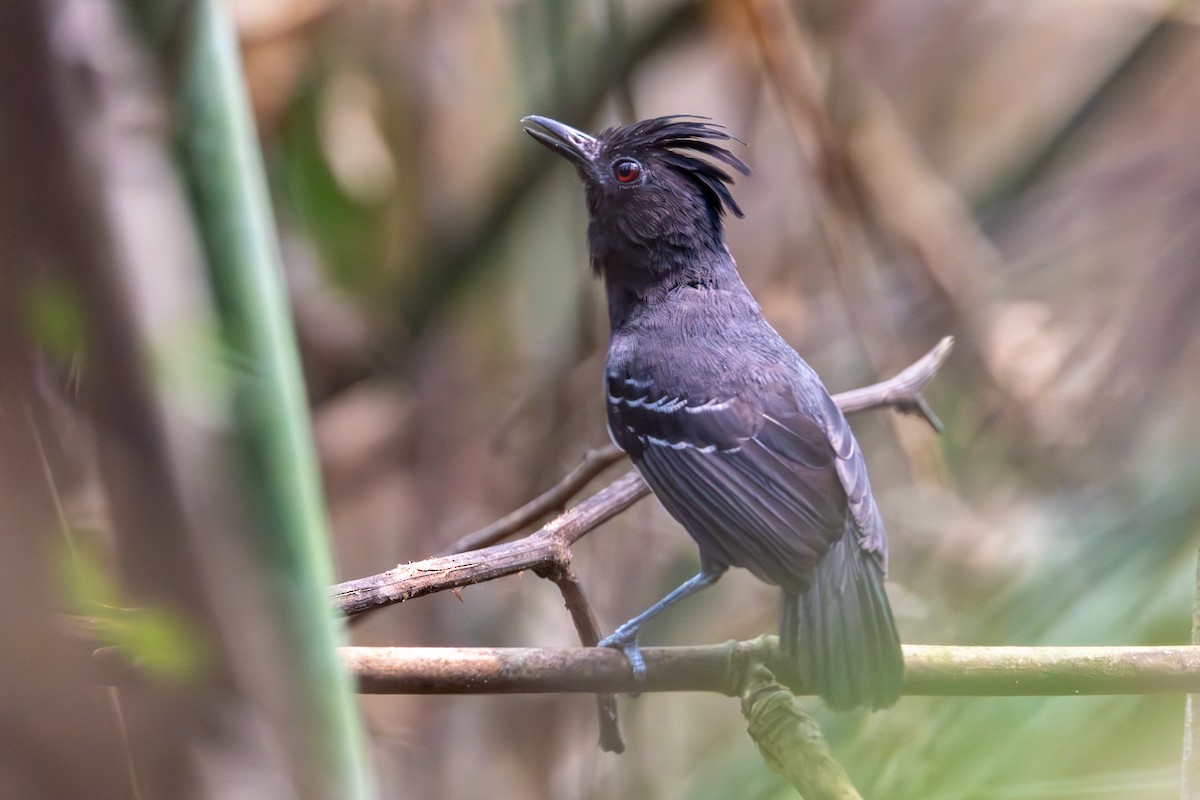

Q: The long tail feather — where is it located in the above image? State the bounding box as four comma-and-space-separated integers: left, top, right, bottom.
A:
782, 537, 904, 711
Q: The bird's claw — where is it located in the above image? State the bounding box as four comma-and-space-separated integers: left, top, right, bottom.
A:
598, 627, 648, 681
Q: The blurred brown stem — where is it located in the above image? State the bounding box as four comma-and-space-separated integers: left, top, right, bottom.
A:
394, 0, 703, 340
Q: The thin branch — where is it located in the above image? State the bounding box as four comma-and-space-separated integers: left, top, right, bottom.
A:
356, 445, 632, 751
342, 642, 1200, 697
538, 563, 624, 753
331, 471, 649, 615
436, 444, 626, 556
831, 335, 953, 432
332, 337, 954, 615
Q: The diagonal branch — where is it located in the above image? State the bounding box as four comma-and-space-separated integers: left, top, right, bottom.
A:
832, 335, 953, 432
436, 444, 626, 556
331, 470, 648, 615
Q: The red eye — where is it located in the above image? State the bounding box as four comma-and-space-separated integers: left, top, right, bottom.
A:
613, 160, 641, 183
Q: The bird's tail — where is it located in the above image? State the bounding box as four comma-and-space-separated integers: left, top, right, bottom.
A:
781, 536, 904, 711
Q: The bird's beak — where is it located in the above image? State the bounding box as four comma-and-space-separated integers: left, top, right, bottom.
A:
521, 115, 599, 169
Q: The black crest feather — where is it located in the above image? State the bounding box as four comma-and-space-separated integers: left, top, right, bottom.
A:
600, 116, 751, 219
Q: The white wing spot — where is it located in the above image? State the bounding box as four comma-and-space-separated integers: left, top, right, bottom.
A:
643, 434, 717, 454
684, 398, 733, 414
608, 393, 688, 413
644, 396, 687, 412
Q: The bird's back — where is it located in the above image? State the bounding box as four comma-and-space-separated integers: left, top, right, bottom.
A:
604, 281, 858, 591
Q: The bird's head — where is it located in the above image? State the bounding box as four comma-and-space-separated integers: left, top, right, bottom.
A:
522, 115, 750, 281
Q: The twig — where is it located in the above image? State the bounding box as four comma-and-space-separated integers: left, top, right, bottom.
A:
370, 443, 630, 752
331, 470, 649, 616
537, 563, 624, 753
341, 642, 1200, 696
332, 337, 954, 615
436, 444, 626, 556
831, 335, 953, 432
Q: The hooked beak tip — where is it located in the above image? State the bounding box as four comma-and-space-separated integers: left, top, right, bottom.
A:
521, 115, 598, 167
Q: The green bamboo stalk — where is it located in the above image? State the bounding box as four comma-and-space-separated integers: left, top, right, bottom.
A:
174, 2, 372, 797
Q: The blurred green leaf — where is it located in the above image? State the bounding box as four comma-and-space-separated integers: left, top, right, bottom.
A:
277, 80, 383, 295
59, 540, 208, 684
26, 277, 85, 363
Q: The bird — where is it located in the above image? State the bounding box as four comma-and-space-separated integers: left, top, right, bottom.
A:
521, 114, 903, 711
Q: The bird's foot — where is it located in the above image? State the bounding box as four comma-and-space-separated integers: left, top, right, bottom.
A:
598, 625, 647, 682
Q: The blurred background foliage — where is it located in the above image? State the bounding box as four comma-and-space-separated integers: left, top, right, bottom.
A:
6, 0, 1200, 797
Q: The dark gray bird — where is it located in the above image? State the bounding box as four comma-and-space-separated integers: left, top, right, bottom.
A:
521, 114, 903, 710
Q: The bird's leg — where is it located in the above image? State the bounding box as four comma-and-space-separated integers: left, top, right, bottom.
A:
598, 566, 727, 680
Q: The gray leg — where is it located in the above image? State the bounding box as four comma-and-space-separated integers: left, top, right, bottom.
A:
598, 566, 727, 680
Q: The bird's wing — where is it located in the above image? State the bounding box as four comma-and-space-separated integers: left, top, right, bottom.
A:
815, 391, 887, 562
606, 375, 851, 589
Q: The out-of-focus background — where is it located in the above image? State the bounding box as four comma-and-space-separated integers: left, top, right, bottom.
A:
5, 0, 1200, 798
